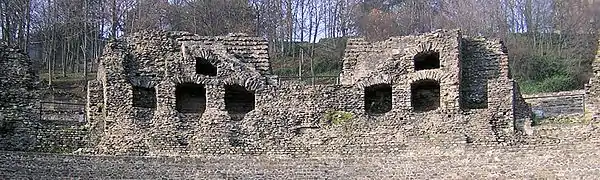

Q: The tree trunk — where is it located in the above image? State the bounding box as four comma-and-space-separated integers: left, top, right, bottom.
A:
111, 0, 117, 39
286, 0, 293, 54
25, 0, 31, 53
62, 39, 66, 77
0, 2, 4, 42
3, 2, 11, 46
83, 0, 88, 88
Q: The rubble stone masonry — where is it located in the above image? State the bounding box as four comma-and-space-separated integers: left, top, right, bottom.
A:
0, 43, 39, 151
586, 37, 600, 120
2, 30, 600, 178
86, 30, 531, 156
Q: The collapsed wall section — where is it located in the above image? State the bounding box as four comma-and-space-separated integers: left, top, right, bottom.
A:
0, 44, 91, 153
175, 32, 271, 75
586, 38, 600, 120
524, 90, 584, 118
0, 43, 40, 151
460, 37, 519, 141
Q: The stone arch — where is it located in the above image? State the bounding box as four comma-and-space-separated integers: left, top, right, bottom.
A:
129, 77, 159, 89
182, 46, 221, 77
405, 42, 443, 71
411, 79, 441, 112
173, 75, 207, 86
406, 70, 451, 84
183, 45, 268, 90
364, 83, 393, 114
195, 57, 218, 76
217, 52, 269, 91
356, 73, 392, 89
221, 75, 266, 92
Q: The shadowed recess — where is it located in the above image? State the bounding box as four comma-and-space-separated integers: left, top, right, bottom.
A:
414, 50, 440, 71
411, 79, 441, 112
365, 83, 392, 114
195, 57, 217, 76
132, 86, 157, 108
176, 83, 206, 114
225, 84, 255, 120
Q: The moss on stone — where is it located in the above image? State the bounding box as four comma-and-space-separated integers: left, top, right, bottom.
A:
324, 110, 354, 126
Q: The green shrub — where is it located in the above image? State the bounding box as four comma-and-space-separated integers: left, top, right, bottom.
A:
519, 74, 578, 94
324, 110, 354, 125
507, 33, 596, 94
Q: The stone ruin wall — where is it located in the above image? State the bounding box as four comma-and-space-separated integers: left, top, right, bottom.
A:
1, 30, 595, 157
524, 90, 585, 119
2, 31, 600, 178
0, 30, 595, 155
340, 30, 526, 140
0, 44, 88, 153
586, 37, 600, 120
0, 43, 40, 151
4, 121, 600, 179
82, 30, 536, 156
2, 125, 600, 179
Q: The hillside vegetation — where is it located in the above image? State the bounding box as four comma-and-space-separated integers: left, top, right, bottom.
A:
270, 33, 599, 94
507, 33, 598, 94
271, 38, 348, 78
37, 33, 598, 96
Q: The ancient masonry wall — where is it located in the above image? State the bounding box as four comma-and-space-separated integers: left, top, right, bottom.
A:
32, 120, 88, 153
586, 38, 600, 120
338, 30, 518, 143
83, 30, 531, 156
3, 30, 600, 178
524, 90, 585, 118
0, 44, 40, 151
2, 123, 600, 179
0, 44, 88, 152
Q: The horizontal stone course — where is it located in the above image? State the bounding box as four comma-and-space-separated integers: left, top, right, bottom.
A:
3, 138, 600, 179
524, 90, 585, 118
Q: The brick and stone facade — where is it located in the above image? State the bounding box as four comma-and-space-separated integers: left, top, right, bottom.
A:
4, 30, 600, 179
86, 30, 532, 156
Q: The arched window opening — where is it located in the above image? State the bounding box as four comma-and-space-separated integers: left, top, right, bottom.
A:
364, 84, 392, 114
195, 57, 217, 76
414, 51, 440, 71
225, 84, 255, 120
411, 79, 441, 112
176, 83, 206, 114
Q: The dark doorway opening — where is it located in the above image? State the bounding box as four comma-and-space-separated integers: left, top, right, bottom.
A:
411, 79, 441, 112
414, 51, 440, 71
176, 83, 206, 114
225, 84, 255, 120
364, 84, 392, 114
132, 86, 157, 108
195, 57, 217, 76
